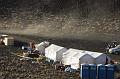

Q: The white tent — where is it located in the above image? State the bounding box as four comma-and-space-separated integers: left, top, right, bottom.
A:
85, 51, 111, 64
62, 48, 84, 65
45, 44, 67, 62
70, 52, 94, 69
35, 41, 50, 55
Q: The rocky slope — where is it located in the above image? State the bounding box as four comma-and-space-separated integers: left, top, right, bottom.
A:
0, 0, 120, 36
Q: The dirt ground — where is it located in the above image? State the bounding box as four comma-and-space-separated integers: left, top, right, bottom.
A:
0, 46, 80, 79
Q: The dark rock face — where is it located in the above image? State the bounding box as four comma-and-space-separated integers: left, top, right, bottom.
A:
0, 0, 120, 35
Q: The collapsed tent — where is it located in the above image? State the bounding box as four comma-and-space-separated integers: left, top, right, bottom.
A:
70, 52, 94, 69
45, 44, 67, 62
62, 48, 84, 65
85, 51, 111, 64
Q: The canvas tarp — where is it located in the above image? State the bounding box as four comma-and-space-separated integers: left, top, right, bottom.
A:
85, 51, 111, 64
62, 48, 84, 65
45, 44, 67, 62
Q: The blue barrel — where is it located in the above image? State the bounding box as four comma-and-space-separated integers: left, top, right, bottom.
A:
106, 64, 115, 79
89, 64, 97, 79
80, 64, 89, 79
98, 64, 106, 79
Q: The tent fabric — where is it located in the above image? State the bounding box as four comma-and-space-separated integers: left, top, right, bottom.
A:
62, 48, 85, 65
85, 51, 111, 64
35, 41, 50, 50
70, 52, 94, 69
45, 44, 67, 62
35, 41, 50, 55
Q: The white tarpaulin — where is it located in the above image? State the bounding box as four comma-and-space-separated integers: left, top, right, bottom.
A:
62, 48, 84, 65
85, 51, 111, 64
45, 44, 67, 62
70, 52, 94, 69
